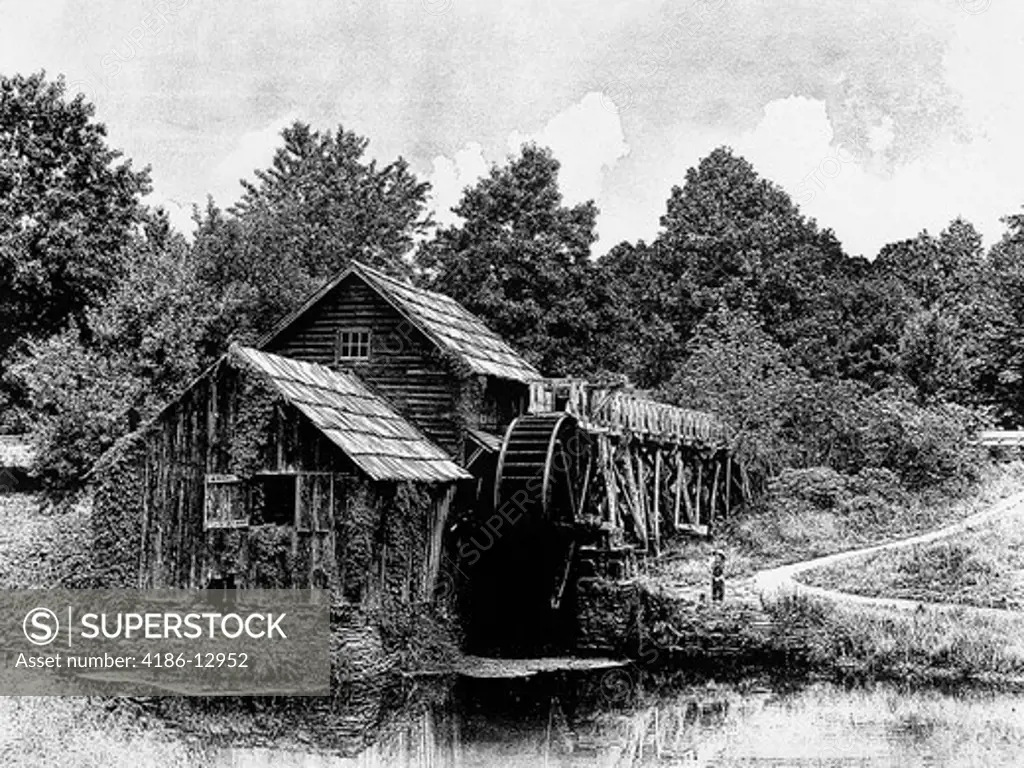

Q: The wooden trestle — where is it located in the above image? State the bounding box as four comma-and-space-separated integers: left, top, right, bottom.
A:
524, 378, 752, 554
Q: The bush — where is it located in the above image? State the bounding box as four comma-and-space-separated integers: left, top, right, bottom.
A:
10, 234, 231, 493
848, 467, 906, 502
666, 309, 986, 492
855, 394, 986, 489
768, 466, 851, 509
90, 429, 149, 587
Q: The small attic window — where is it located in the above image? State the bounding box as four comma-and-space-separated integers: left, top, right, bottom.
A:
336, 328, 371, 362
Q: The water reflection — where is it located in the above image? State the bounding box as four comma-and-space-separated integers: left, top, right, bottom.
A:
165, 673, 1024, 767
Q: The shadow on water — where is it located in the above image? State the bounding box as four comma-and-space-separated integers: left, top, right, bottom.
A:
130, 668, 1024, 766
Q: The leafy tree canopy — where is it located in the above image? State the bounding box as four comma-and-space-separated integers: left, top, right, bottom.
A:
194, 121, 433, 336
0, 71, 151, 359
416, 143, 600, 376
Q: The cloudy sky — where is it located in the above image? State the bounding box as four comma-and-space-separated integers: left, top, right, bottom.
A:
1, 0, 1021, 257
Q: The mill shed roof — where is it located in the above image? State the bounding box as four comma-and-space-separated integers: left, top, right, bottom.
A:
260, 260, 542, 384
231, 345, 470, 484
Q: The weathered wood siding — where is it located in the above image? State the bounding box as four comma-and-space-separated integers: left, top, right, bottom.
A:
139, 358, 455, 608
464, 376, 529, 436
265, 273, 531, 459
265, 274, 468, 457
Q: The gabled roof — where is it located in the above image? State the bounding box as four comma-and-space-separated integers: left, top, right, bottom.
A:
231, 345, 470, 484
260, 260, 542, 384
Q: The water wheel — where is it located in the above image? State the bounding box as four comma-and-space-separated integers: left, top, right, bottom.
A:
493, 412, 590, 523
470, 413, 591, 655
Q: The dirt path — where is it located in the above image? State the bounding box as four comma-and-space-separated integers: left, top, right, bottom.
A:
752, 490, 1024, 615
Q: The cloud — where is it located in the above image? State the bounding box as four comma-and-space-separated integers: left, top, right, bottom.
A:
427, 142, 488, 226
143, 192, 196, 240
11, 0, 1023, 263
209, 111, 299, 205
731, 77, 1024, 258
507, 91, 630, 205
427, 92, 630, 246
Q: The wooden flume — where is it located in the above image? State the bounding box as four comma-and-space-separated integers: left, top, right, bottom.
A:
491, 378, 752, 614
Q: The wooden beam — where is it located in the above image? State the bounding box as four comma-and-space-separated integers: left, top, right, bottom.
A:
637, 449, 656, 552
577, 451, 593, 520
710, 458, 722, 532
695, 461, 703, 526
559, 442, 576, 519
622, 447, 647, 548
652, 447, 662, 554
550, 540, 577, 610
724, 456, 732, 519
673, 450, 683, 530
602, 437, 617, 525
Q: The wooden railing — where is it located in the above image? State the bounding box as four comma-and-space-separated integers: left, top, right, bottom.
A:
976, 430, 1024, 447
528, 379, 728, 447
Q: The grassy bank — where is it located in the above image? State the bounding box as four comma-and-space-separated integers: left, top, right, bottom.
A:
761, 594, 1024, 685
0, 493, 93, 589
802, 502, 1024, 610
0, 695, 202, 766
649, 461, 1024, 591
636, 461, 1024, 685
632, 588, 1024, 686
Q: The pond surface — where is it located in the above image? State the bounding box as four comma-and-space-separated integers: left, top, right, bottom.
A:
168, 671, 1024, 767
2, 670, 1023, 766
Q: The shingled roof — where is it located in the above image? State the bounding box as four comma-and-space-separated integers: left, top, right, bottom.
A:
260, 261, 542, 383
231, 345, 470, 484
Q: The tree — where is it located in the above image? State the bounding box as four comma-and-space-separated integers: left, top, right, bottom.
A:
0, 72, 151, 362
13, 209, 228, 489
599, 147, 851, 388
202, 122, 433, 335
662, 307, 811, 476
975, 211, 1024, 424
874, 218, 986, 310
871, 218, 992, 405
416, 144, 600, 376
591, 240, 687, 387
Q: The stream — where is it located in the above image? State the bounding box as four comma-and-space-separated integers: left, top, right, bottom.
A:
135, 670, 1024, 766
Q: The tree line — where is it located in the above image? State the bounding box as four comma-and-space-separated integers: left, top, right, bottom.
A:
1, 72, 1013, 493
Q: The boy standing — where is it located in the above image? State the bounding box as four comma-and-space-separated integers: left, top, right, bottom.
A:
711, 550, 726, 603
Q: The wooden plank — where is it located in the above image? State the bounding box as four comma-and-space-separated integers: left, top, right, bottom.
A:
724, 457, 732, 519
710, 458, 722, 531
673, 450, 683, 530
652, 448, 662, 553
577, 452, 593, 520
676, 522, 709, 537
695, 461, 703, 527
624, 447, 647, 548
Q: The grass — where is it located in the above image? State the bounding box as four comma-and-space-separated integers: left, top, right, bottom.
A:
0, 696, 205, 767
649, 462, 1024, 591
763, 593, 1024, 684
803, 496, 1024, 610
642, 461, 1024, 684
0, 493, 94, 589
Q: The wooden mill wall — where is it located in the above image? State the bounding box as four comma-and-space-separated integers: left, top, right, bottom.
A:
265, 274, 467, 457
138, 358, 455, 608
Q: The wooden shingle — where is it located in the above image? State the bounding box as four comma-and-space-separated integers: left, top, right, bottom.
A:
231, 345, 470, 483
